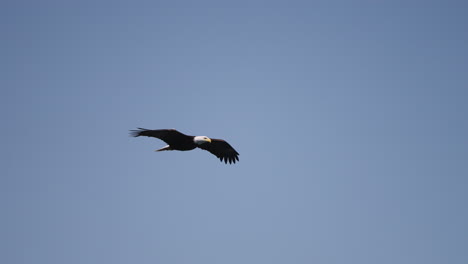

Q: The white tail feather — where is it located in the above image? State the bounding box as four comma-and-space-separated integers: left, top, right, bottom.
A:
155, 145, 171, 151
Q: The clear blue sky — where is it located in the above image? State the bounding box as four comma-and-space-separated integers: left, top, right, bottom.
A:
2, 1, 468, 263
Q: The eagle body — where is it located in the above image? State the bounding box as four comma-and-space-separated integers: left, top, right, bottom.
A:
130, 128, 239, 164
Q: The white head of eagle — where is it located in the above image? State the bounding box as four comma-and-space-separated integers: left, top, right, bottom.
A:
194, 136, 212, 145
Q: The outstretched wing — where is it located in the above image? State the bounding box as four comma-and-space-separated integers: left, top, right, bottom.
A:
198, 139, 240, 164
130, 128, 192, 145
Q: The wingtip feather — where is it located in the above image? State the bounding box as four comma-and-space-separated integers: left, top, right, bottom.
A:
130, 128, 149, 137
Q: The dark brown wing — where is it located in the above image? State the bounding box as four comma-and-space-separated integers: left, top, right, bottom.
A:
198, 139, 240, 164
130, 128, 192, 145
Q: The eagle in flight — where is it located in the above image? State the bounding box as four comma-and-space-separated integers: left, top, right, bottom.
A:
130, 128, 239, 164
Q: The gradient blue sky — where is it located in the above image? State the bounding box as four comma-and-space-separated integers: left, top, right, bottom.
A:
2, 1, 468, 264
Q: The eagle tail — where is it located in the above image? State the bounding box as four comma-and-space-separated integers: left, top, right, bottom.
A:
155, 145, 172, 152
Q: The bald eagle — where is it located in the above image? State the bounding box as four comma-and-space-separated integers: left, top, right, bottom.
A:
130, 128, 239, 164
